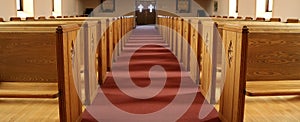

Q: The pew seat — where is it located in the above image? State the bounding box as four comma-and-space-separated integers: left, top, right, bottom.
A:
246, 80, 300, 96
0, 82, 58, 98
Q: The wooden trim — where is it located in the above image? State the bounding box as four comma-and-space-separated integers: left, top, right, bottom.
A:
56, 25, 67, 122
255, 17, 265, 21
97, 20, 103, 85
237, 25, 248, 122
187, 19, 191, 71
0, 93, 59, 98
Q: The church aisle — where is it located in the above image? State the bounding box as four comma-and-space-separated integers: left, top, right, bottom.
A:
82, 25, 220, 122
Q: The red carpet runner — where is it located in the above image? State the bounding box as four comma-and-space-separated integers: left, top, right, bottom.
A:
82, 25, 220, 122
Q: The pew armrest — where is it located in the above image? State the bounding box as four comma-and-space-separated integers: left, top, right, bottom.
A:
246, 80, 300, 96
0, 82, 59, 98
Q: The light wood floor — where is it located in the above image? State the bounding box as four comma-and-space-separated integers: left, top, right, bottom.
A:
215, 95, 300, 121
0, 98, 59, 122
244, 95, 300, 122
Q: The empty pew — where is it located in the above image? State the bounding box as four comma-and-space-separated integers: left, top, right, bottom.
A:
0, 24, 82, 122
50, 16, 135, 72
26, 17, 35, 21
0, 21, 100, 105
286, 18, 299, 23
10, 17, 21, 21
158, 16, 249, 122
270, 17, 281, 22
36, 17, 110, 85
221, 22, 300, 121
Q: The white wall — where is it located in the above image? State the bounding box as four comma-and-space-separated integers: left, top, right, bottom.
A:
214, 0, 229, 16
80, 0, 210, 17
273, 0, 300, 22
62, 0, 77, 16
34, 0, 52, 18
238, 0, 256, 18
0, 0, 17, 21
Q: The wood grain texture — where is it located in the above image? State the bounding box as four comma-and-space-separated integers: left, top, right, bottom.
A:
0, 82, 58, 98
0, 33, 57, 82
247, 33, 300, 80
246, 80, 300, 96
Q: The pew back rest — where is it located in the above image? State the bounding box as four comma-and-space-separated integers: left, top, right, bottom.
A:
245, 24, 300, 81
0, 26, 58, 82
0, 22, 88, 83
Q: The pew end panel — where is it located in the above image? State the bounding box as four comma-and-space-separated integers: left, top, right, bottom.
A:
56, 24, 83, 122
189, 19, 200, 83
219, 25, 248, 122
0, 24, 83, 122
199, 20, 223, 104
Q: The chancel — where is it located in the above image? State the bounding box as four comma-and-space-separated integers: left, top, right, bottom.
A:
0, 0, 300, 122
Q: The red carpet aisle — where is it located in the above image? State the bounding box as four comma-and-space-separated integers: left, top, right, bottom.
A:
82, 25, 220, 122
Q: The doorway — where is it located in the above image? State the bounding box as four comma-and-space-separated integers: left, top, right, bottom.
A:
135, 0, 157, 25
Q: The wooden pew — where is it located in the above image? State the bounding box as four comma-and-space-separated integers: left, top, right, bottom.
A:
36, 17, 110, 85
286, 18, 299, 23
158, 16, 249, 122
10, 17, 21, 21
49, 16, 135, 73
38, 16, 46, 20
0, 24, 82, 122
0, 20, 100, 105
245, 17, 253, 21
26, 17, 35, 21
222, 22, 300, 121
255, 17, 265, 21
199, 17, 297, 120
270, 17, 281, 22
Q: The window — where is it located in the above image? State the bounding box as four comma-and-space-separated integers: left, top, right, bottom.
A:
266, 0, 273, 12
236, 0, 238, 13
52, 0, 54, 12
16, 0, 23, 11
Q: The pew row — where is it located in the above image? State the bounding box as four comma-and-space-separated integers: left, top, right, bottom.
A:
0, 24, 81, 122
157, 16, 201, 83
158, 16, 249, 122
0, 21, 102, 105
158, 16, 300, 122
220, 22, 300, 121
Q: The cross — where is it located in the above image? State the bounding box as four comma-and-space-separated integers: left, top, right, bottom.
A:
138, 4, 144, 12
148, 4, 154, 13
